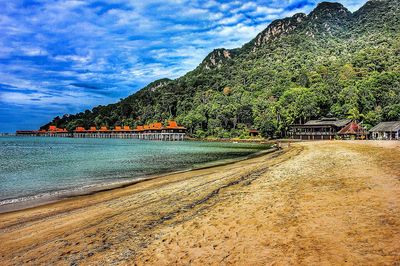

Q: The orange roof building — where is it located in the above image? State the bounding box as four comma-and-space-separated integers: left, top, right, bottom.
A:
166, 120, 186, 129
123, 126, 131, 131
48, 125, 57, 131
167, 121, 177, 128
75, 127, 86, 132
99, 126, 109, 132
149, 122, 163, 131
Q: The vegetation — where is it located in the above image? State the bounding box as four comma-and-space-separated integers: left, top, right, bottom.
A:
43, 0, 400, 138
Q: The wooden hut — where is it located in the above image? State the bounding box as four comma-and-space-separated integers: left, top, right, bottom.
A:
249, 129, 259, 137
369, 121, 400, 140
99, 126, 109, 132
164, 120, 186, 133
290, 118, 351, 140
149, 122, 163, 133
337, 121, 367, 140
48, 125, 57, 132
135, 125, 144, 132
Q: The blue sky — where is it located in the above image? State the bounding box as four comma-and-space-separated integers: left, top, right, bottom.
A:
0, 0, 368, 132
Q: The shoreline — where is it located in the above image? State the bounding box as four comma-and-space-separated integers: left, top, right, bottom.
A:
0, 146, 277, 214
0, 141, 399, 265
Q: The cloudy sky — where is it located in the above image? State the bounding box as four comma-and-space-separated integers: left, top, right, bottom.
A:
0, 0, 368, 132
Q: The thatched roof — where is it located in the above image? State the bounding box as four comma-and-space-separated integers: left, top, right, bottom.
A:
369, 121, 400, 132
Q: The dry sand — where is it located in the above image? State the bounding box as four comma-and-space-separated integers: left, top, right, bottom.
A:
0, 141, 399, 265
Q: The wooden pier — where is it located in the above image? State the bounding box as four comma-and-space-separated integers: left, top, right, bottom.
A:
15, 131, 186, 141
16, 121, 187, 141
72, 132, 185, 141
0, 133, 16, 137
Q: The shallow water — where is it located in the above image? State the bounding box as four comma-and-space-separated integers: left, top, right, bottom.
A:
0, 137, 269, 208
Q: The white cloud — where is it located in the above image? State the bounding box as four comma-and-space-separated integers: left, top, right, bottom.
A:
0, 0, 370, 130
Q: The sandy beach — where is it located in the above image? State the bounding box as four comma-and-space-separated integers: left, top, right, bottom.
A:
0, 141, 399, 265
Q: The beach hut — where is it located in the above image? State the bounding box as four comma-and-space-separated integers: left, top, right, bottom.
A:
143, 125, 150, 132
290, 118, 351, 140
164, 120, 186, 133
48, 125, 57, 132
135, 125, 144, 132
148, 122, 163, 133
337, 121, 367, 140
369, 121, 400, 140
249, 129, 259, 137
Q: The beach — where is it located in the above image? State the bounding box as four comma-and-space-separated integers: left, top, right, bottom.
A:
0, 141, 399, 265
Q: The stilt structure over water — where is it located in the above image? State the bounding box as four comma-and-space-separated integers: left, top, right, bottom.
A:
16, 121, 186, 141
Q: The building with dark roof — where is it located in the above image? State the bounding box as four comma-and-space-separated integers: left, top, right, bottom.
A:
369, 121, 400, 140
290, 118, 351, 140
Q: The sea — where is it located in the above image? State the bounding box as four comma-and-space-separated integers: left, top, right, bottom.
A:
0, 136, 269, 212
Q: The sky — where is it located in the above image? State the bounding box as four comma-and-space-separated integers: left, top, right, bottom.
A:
0, 0, 368, 132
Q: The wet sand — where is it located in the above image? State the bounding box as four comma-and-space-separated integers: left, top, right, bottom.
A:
0, 141, 399, 265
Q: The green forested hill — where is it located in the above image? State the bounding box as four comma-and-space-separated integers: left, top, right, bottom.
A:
43, 0, 400, 138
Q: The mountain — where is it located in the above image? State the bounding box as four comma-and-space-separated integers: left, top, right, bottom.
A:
43, 0, 400, 138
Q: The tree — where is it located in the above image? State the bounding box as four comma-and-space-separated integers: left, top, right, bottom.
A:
278, 87, 320, 127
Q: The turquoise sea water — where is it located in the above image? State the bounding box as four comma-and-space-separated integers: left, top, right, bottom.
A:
0, 136, 268, 210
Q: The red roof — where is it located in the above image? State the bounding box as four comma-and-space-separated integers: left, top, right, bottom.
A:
338, 121, 366, 135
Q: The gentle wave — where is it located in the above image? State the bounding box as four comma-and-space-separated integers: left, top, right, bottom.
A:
0, 178, 142, 207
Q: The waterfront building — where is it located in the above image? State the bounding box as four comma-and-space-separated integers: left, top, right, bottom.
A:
17, 121, 186, 140
163, 121, 186, 133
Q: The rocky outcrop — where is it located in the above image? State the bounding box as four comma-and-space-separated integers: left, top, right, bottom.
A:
202, 48, 236, 69
253, 13, 307, 47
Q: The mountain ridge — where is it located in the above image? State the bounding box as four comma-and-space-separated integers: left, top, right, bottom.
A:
43, 0, 400, 138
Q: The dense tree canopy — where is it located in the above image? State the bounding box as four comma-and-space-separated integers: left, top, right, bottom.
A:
43, 0, 400, 139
